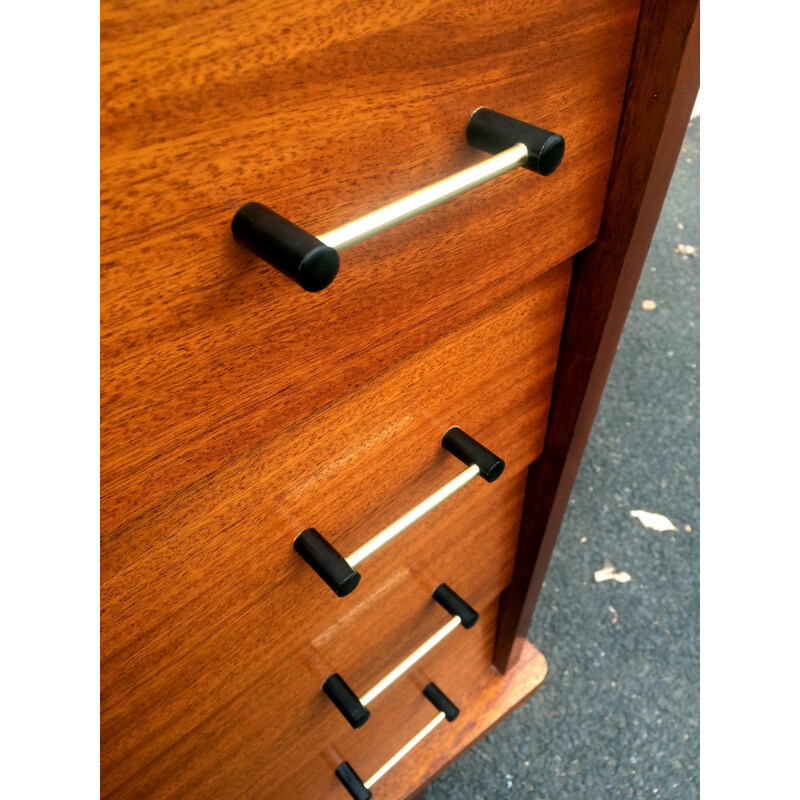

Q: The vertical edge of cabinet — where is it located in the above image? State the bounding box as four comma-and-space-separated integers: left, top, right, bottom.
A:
493, 0, 700, 672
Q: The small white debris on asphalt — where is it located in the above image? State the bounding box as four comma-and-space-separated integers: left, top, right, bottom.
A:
594, 566, 632, 583
630, 509, 678, 532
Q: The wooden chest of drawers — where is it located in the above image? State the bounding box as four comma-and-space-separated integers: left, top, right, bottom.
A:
101, 1, 699, 797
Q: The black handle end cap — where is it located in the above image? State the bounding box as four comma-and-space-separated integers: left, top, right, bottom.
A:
294, 528, 361, 597
323, 674, 371, 729
466, 107, 565, 177
297, 244, 339, 292
423, 682, 460, 722
433, 583, 479, 629
441, 427, 505, 482
535, 133, 566, 176
231, 201, 339, 292
335, 762, 372, 800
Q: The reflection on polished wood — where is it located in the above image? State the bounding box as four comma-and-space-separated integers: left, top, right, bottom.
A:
97, 0, 702, 796
101, 264, 570, 797
101, 0, 640, 533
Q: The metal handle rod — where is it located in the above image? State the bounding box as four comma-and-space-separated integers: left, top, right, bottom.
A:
359, 616, 462, 708
318, 143, 529, 251
346, 463, 481, 568
232, 110, 564, 292
364, 711, 447, 789
322, 586, 476, 729
294, 428, 503, 597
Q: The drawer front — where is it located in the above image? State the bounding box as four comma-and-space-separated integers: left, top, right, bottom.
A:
263, 599, 507, 800
102, 0, 643, 795
101, 260, 570, 796
101, 0, 640, 532
102, 479, 523, 797
107, 595, 505, 800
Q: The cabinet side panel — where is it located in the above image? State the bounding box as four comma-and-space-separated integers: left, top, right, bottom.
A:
494, 0, 700, 671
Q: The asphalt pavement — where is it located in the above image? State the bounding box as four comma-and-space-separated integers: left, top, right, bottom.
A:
426, 119, 700, 799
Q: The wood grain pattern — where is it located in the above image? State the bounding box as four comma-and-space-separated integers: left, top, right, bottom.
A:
354, 622, 548, 800
105, 598, 547, 799
103, 475, 522, 798
493, 0, 700, 671
100, 0, 649, 795
101, 0, 640, 534
101, 262, 570, 796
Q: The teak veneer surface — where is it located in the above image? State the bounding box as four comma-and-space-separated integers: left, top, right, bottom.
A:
101, 261, 570, 796
368, 637, 548, 800
101, 0, 640, 533
105, 599, 547, 799
103, 473, 524, 797
101, 0, 649, 795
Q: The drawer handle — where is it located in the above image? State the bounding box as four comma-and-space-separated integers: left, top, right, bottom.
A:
322, 584, 477, 728
293, 427, 504, 596
335, 683, 459, 799
231, 107, 565, 292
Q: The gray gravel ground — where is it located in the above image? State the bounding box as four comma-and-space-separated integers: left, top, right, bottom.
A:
427, 119, 700, 799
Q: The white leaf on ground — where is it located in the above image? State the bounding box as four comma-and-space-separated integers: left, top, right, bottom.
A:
641, 299, 657, 310
594, 566, 632, 583
675, 243, 698, 256
630, 509, 678, 532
